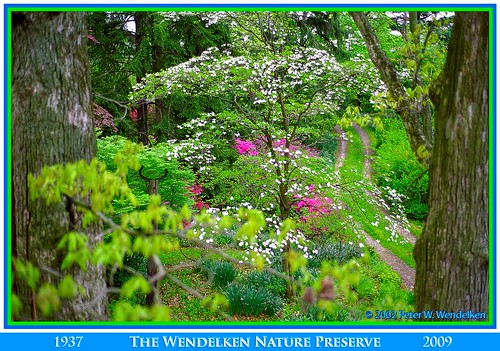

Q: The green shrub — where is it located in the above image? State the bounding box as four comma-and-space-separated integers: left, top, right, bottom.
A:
377, 272, 402, 285
373, 118, 428, 221
376, 281, 414, 311
244, 271, 287, 298
97, 135, 195, 212
201, 260, 238, 288
226, 283, 283, 317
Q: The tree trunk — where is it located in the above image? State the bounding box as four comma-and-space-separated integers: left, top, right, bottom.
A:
350, 12, 433, 166
413, 12, 489, 319
12, 12, 107, 320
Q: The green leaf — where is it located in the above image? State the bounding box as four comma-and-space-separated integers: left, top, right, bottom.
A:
149, 304, 171, 321
219, 215, 234, 230
14, 259, 40, 289
121, 276, 151, 299
11, 294, 22, 319
36, 284, 61, 317
288, 250, 307, 274
58, 275, 77, 299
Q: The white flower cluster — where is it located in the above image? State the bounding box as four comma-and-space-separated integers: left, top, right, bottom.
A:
163, 139, 216, 171
188, 203, 317, 266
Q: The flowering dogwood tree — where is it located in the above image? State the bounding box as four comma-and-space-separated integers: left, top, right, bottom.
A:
131, 11, 382, 297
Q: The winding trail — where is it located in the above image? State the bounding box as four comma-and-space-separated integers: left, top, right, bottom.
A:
334, 126, 348, 171
352, 123, 417, 246
334, 123, 416, 290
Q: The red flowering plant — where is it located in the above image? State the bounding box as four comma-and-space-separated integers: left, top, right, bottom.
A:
187, 184, 209, 211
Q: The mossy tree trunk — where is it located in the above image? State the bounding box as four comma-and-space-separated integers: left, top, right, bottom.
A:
12, 12, 108, 321
350, 12, 433, 166
413, 12, 489, 318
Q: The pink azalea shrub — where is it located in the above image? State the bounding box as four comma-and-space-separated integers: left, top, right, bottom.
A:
234, 138, 258, 156
188, 184, 208, 210
187, 184, 203, 196
294, 195, 334, 222
272, 138, 319, 158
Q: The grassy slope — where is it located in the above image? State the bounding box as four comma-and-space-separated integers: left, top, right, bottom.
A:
338, 127, 417, 268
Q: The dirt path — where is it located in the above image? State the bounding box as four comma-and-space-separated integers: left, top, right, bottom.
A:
351, 123, 374, 179
362, 231, 414, 289
336, 123, 416, 290
334, 126, 347, 171
351, 123, 417, 245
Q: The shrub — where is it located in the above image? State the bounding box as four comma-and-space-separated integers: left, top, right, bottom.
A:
356, 276, 377, 300
377, 272, 402, 285
373, 118, 428, 221
226, 283, 283, 317
201, 260, 238, 288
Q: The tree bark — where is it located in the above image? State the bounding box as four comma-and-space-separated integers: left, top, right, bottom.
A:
413, 12, 489, 319
12, 12, 108, 320
350, 12, 433, 166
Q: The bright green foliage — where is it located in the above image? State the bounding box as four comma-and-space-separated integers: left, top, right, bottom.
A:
97, 135, 194, 212
12, 259, 81, 319
58, 275, 78, 299
112, 301, 171, 321
26, 145, 191, 319
13, 259, 40, 290
373, 119, 428, 220
356, 275, 377, 300
378, 272, 402, 286
36, 284, 61, 317
121, 276, 152, 299
58, 232, 92, 270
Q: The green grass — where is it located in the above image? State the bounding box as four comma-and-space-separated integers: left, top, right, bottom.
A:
408, 220, 424, 236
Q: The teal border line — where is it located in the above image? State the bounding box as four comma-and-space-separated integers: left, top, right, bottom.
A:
3, 3, 497, 330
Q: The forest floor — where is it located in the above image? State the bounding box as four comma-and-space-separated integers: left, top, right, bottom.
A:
336, 123, 416, 290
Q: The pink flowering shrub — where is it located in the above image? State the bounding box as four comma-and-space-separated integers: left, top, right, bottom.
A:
295, 196, 333, 215
294, 195, 335, 222
188, 184, 208, 210
272, 138, 319, 158
233, 138, 258, 156
234, 137, 320, 159
187, 184, 203, 196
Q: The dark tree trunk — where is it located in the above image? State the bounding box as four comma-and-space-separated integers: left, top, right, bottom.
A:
11, 12, 107, 320
413, 12, 489, 319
